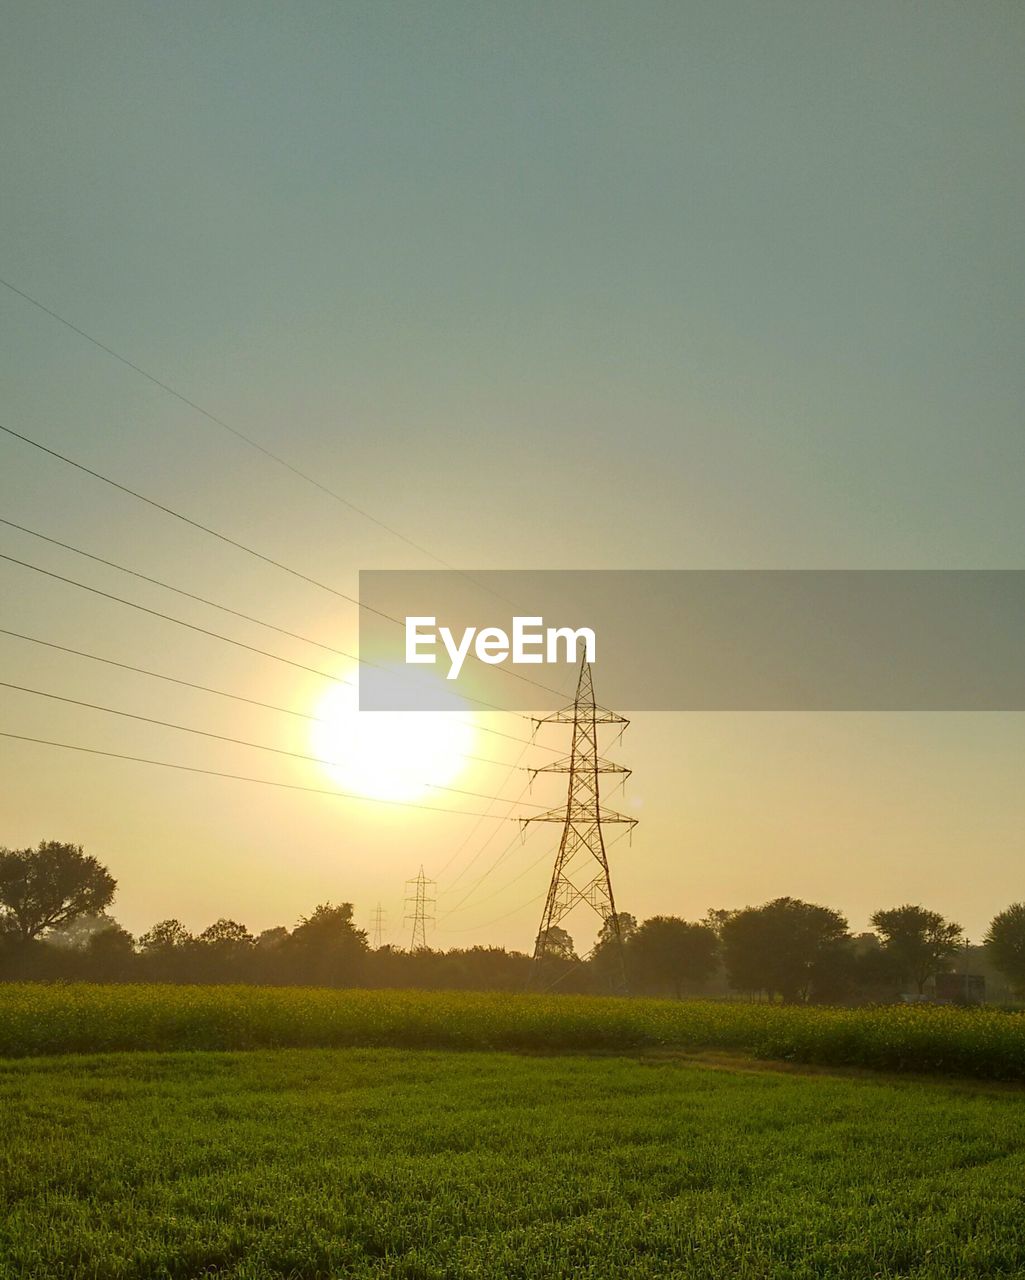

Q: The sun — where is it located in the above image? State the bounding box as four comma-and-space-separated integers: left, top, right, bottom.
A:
309, 680, 477, 803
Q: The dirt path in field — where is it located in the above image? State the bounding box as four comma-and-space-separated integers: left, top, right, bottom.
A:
632, 1048, 1025, 1094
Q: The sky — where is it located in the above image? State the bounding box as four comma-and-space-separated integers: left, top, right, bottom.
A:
1, 1, 1023, 950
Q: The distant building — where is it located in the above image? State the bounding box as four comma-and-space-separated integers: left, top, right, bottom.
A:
935, 972, 986, 1004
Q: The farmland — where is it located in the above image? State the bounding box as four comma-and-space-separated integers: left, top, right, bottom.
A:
4, 986, 1025, 1278
2, 983, 1025, 1080
3, 1045, 1025, 1278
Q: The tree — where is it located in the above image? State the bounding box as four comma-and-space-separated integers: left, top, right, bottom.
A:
137, 918, 195, 982
702, 908, 736, 938
628, 917, 719, 998
198, 919, 254, 948
138, 919, 193, 952
720, 897, 850, 1003
595, 913, 637, 947
256, 926, 290, 950
870, 904, 963, 994
590, 912, 637, 989
0, 842, 116, 944
984, 904, 1025, 996
46, 912, 123, 951
194, 919, 255, 981
536, 925, 577, 962
287, 902, 368, 986
85, 922, 136, 980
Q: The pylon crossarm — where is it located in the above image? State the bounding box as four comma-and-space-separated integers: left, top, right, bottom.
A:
524, 805, 637, 826
531, 755, 630, 776
534, 705, 630, 726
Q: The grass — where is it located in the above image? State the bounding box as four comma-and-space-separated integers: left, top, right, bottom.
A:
3, 1046, 1025, 1278
2, 983, 1025, 1079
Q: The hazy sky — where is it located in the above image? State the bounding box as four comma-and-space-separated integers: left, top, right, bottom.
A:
1, 1, 1022, 950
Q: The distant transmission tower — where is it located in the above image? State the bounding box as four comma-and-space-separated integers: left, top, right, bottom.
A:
404, 866, 436, 951
526, 657, 636, 991
370, 903, 386, 950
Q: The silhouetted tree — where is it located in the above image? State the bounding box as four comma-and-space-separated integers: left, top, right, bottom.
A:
0, 842, 116, 944
199, 919, 253, 947
537, 924, 576, 961
137, 919, 195, 981
984, 904, 1025, 997
870, 904, 963, 994
256, 926, 290, 949
701, 908, 736, 938
194, 919, 255, 981
286, 902, 367, 986
138, 919, 193, 951
590, 912, 637, 989
849, 931, 902, 1001
84, 922, 136, 980
720, 897, 850, 1003
628, 917, 718, 998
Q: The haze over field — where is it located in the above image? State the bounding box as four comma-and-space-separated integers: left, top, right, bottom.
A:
1, 2, 1023, 950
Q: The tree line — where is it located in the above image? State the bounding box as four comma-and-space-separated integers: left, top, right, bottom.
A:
4, 840, 1025, 1002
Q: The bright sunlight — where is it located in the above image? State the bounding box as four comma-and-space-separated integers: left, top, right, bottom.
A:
309, 678, 477, 803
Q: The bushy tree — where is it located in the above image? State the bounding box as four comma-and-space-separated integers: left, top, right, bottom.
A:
985, 904, 1025, 996
870, 904, 963, 994
0, 842, 116, 944
198, 919, 254, 948
286, 902, 368, 986
137, 918, 195, 981
256, 926, 290, 950
84, 922, 136, 980
590, 912, 637, 990
138, 919, 194, 952
628, 916, 719, 998
720, 897, 849, 1003
537, 924, 576, 962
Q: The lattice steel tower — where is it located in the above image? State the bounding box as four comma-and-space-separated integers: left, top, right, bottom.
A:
404, 867, 435, 951
370, 903, 386, 950
526, 657, 636, 990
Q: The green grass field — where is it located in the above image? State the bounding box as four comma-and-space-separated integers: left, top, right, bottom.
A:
3, 1046, 1025, 1279
4, 986, 1025, 1278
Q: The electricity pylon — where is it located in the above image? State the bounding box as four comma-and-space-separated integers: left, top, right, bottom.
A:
370, 903, 386, 950
526, 657, 636, 991
404, 866, 436, 951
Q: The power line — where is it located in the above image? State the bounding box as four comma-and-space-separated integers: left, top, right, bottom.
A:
438, 778, 538, 899
0, 626, 329, 723
443, 826, 633, 924
438, 893, 547, 935
0, 276, 536, 624
0, 680, 547, 808
0, 519, 534, 716
0, 628, 533, 770
0, 640, 540, 768
0, 517, 358, 661
0, 421, 388, 617
0, 274, 458, 567
0, 730, 525, 819
439, 825, 535, 917
432, 741, 535, 881
0, 422, 564, 699
0, 618, 562, 756
0, 551, 355, 686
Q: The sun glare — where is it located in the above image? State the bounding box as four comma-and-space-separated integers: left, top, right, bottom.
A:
309, 679, 477, 803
